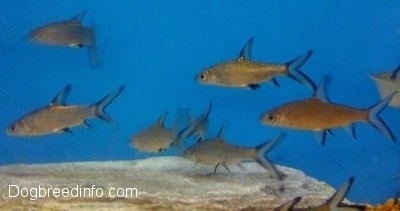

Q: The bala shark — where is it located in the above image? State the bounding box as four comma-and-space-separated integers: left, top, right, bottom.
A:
196, 37, 314, 90
275, 177, 366, 211
183, 126, 285, 180
130, 112, 178, 153
260, 76, 397, 145
6, 85, 124, 136
26, 10, 100, 68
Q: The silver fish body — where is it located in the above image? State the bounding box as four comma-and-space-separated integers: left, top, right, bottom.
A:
6, 85, 124, 136
130, 112, 176, 153
197, 37, 313, 90
26, 11, 100, 68
184, 130, 284, 180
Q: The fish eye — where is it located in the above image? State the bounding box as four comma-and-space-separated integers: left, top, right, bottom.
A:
200, 74, 205, 80
10, 125, 15, 131
268, 114, 276, 121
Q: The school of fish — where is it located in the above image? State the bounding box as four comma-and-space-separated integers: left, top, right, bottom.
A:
5, 10, 400, 210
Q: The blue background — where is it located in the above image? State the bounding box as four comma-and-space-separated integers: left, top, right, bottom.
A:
0, 0, 399, 204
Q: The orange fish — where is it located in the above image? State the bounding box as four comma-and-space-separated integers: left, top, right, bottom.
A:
260, 76, 397, 145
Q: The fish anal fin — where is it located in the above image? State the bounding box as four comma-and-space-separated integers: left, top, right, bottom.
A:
314, 129, 333, 146
51, 84, 72, 106
238, 36, 254, 60
248, 84, 260, 90
213, 162, 231, 174
272, 78, 280, 87
344, 124, 356, 139
276, 197, 302, 211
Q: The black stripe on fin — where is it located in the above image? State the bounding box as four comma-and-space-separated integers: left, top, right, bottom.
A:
93, 86, 125, 127
390, 64, 400, 81
70, 10, 88, 23
238, 36, 254, 60
248, 84, 260, 90
327, 177, 366, 210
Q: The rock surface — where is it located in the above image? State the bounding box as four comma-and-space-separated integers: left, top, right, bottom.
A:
0, 156, 335, 210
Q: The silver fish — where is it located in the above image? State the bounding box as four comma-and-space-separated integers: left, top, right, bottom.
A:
130, 112, 177, 153
175, 102, 212, 147
196, 37, 314, 90
275, 177, 366, 211
6, 85, 124, 136
371, 64, 400, 107
183, 127, 284, 180
26, 10, 100, 68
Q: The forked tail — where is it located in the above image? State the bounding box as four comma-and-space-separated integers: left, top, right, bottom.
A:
256, 133, 285, 180
93, 86, 125, 127
286, 50, 315, 90
368, 91, 397, 142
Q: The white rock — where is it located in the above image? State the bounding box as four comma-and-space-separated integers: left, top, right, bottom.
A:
0, 156, 335, 210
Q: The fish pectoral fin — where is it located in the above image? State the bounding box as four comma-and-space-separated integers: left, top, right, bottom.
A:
247, 84, 260, 90
68, 43, 84, 48
61, 128, 73, 134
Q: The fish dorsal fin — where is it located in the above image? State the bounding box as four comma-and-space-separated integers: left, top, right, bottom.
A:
238, 36, 254, 61
156, 111, 169, 126
70, 10, 88, 24
327, 177, 355, 209
390, 64, 400, 81
313, 75, 331, 103
216, 124, 225, 139
50, 84, 71, 106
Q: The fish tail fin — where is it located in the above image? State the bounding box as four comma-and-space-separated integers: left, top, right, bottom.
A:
327, 177, 366, 210
256, 133, 285, 180
88, 23, 101, 69
367, 91, 397, 142
92, 86, 125, 127
286, 50, 316, 90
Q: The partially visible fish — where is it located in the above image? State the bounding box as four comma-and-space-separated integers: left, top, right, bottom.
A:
260, 76, 397, 145
183, 127, 284, 180
6, 85, 125, 136
275, 177, 366, 211
174, 102, 212, 147
130, 112, 177, 153
26, 10, 100, 68
196, 37, 314, 90
371, 64, 400, 107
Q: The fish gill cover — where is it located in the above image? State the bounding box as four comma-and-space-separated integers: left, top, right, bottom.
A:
0, 0, 399, 205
